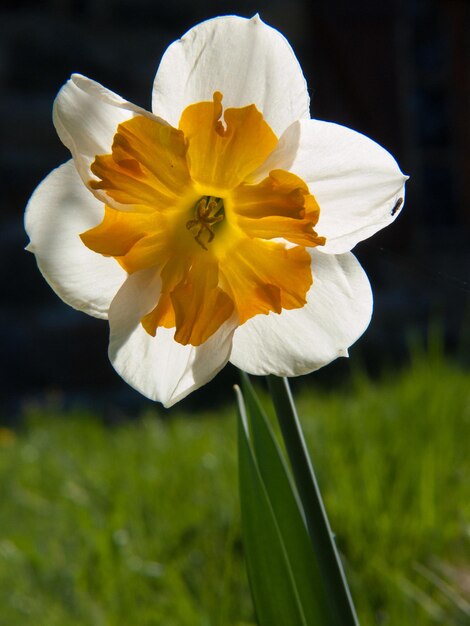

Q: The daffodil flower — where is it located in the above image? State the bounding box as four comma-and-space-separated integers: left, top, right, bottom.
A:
25, 15, 407, 406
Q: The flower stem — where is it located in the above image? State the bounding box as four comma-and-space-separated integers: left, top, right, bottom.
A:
267, 375, 360, 626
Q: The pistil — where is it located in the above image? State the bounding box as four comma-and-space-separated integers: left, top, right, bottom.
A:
186, 196, 225, 250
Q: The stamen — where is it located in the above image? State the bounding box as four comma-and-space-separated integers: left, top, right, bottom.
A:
186, 196, 225, 250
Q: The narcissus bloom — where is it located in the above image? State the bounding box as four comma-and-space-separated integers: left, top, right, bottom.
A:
25, 15, 406, 406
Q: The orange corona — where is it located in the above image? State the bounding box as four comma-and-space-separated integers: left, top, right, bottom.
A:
81, 93, 325, 347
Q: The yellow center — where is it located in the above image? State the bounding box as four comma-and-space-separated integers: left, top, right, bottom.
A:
81, 92, 326, 346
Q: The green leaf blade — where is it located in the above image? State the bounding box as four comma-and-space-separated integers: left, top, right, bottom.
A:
237, 397, 306, 625
236, 381, 334, 626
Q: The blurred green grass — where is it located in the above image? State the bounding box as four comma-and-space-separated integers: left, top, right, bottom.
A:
1, 348, 469, 626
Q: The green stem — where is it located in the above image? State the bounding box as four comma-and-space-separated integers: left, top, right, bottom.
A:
267, 375, 360, 626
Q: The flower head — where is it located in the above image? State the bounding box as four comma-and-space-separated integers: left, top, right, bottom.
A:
25, 15, 407, 406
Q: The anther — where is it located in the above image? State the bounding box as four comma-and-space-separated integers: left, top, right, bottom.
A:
186, 196, 225, 250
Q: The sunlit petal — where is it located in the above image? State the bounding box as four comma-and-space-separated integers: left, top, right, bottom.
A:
108, 269, 236, 406
25, 161, 126, 319
152, 15, 310, 136
53, 74, 162, 200
256, 119, 407, 253
229, 250, 373, 375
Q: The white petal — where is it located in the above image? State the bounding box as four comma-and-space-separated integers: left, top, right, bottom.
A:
152, 15, 310, 137
25, 160, 126, 319
53, 74, 153, 192
108, 269, 236, 406
229, 250, 373, 376
256, 119, 407, 253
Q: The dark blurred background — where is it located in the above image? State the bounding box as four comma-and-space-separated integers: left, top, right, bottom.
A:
1, 0, 469, 416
